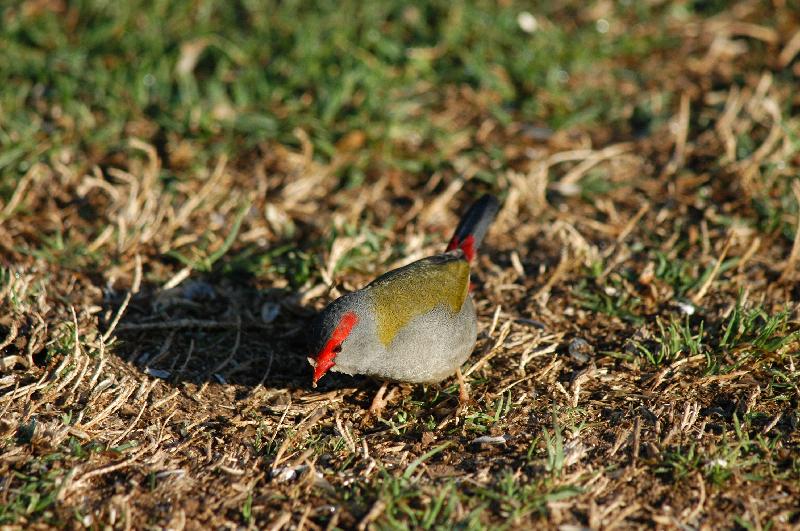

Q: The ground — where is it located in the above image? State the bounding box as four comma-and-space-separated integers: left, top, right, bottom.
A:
1, 1, 799, 529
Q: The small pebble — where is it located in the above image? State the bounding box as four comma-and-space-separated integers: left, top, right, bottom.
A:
471, 435, 508, 445
568, 337, 594, 363
271, 464, 308, 483
261, 302, 281, 323
517, 12, 538, 33
676, 300, 696, 315
145, 367, 171, 379
182, 280, 215, 300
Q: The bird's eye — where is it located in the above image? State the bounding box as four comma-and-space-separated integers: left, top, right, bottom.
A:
333, 344, 342, 353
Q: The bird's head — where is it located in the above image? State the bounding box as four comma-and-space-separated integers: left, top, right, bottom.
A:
308, 294, 364, 386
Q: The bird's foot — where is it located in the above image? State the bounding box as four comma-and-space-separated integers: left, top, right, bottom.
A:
367, 382, 397, 419
456, 368, 470, 405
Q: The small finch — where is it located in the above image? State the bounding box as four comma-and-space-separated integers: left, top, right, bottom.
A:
308, 194, 499, 402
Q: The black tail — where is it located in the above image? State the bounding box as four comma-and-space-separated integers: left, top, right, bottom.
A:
446, 194, 499, 261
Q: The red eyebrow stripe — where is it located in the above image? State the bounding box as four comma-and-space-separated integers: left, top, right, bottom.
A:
331, 311, 358, 345
313, 311, 358, 385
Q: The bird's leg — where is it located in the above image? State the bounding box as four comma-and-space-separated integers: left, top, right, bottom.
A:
368, 382, 397, 418
456, 368, 470, 405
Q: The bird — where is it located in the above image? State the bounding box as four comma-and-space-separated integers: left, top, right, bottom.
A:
307, 194, 499, 412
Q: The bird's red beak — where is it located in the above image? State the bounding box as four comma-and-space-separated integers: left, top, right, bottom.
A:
311, 311, 358, 387
312, 350, 336, 386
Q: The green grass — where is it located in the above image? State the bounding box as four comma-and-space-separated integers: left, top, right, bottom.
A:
653, 251, 706, 297
0, 0, 676, 184
167, 202, 251, 273
625, 298, 798, 370
372, 461, 580, 529
657, 412, 788, 490
472, 473, 581, 525
0, 448, 75, 527
573, 272, 644, 325
542, 409, 566, 476
2, 0, 799, 528
719, 297, 796, 354
629, 316, 704, 366
0, 468, 62, 525
15, 230, 103, 270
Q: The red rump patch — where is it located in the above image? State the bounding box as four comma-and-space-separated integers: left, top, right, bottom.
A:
446, 234, 476, 262
313, 311, 358, 385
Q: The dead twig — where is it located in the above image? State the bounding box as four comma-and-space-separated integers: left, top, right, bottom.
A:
102, 255, 143, 343
691, 234, 733, 305
779, 180, 800, 283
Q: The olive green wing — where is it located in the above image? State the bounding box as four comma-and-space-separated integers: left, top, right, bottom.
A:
366, 253, 470, 346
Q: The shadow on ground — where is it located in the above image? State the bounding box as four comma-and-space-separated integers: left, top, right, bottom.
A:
106, 268, 365, 394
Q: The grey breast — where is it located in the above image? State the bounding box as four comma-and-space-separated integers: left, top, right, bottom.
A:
373, 295, 478, 383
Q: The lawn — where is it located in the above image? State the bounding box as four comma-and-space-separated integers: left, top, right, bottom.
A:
1, 0, 799, 528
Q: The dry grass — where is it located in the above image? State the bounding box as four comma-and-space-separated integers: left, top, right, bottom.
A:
2, 1, 800, 529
